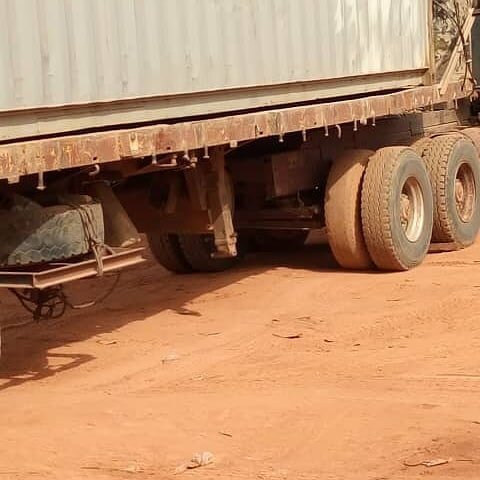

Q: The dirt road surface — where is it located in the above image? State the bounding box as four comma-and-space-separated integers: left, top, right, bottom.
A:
1, 237, 480, 480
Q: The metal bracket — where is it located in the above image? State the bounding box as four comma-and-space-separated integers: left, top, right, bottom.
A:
164, 176, 181, 214
439, 8, 475, 95
184, 167, 208, 211
205, 147, 237, 258
0, 248, 145, 290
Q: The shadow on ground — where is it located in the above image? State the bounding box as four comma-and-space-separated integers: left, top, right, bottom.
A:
0, 237, 372, 390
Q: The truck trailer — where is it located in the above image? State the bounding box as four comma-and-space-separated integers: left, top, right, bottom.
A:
0, 0, 479, 317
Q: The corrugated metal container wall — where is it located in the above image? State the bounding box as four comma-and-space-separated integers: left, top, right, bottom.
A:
0, 0, 430, 140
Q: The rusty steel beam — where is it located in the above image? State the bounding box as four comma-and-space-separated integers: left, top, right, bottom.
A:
0, 248, 145, 290
0, 82, 467, 181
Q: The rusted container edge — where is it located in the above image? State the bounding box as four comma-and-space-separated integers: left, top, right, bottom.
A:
0, 82, 466, 181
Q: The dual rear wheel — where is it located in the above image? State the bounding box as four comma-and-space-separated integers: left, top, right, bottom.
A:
422, 134, 480, 247
325, 133, 480, 272
150, 132, 480, 274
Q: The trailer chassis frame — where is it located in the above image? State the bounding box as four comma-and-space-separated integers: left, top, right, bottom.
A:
0, 82, 469, 183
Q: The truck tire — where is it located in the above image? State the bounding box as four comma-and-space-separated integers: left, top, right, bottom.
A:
0, 202, 104, 268
460, 127, 480, 153
325, 149, 373, 269
178, 234, 238, 273
361, 147, 433, 271
422, 135, 480, 246
411, 136, 433, 157
147, 233, 192, 273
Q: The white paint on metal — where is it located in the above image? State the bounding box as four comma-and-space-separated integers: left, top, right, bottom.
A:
0, 0, 429, 113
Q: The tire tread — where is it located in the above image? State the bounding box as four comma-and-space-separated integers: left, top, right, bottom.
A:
147, 233, 192, 273
422, 134, 476, 244
178, 235, 237, 273
0, 203, 104, 267
362, 147, 406, 270
361, 147, 432, 271
325, 149, 373, 269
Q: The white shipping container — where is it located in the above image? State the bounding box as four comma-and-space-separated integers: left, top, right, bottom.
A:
0, 0, 430, 141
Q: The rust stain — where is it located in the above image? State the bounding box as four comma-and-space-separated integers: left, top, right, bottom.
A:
0, 82, 467, 180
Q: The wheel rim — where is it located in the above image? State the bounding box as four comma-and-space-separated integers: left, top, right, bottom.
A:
455, 162, 476, 223
400, 176, 425, 242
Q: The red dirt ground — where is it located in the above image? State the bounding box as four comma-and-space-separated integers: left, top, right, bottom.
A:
1, 238, 480, 479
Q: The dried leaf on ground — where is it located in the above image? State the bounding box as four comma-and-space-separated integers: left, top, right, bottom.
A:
96, 339, 117, 346
404, 458, 452, 468
162, 353, 180, 364
272, 333, 302, 339
175, 452, 214, 475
